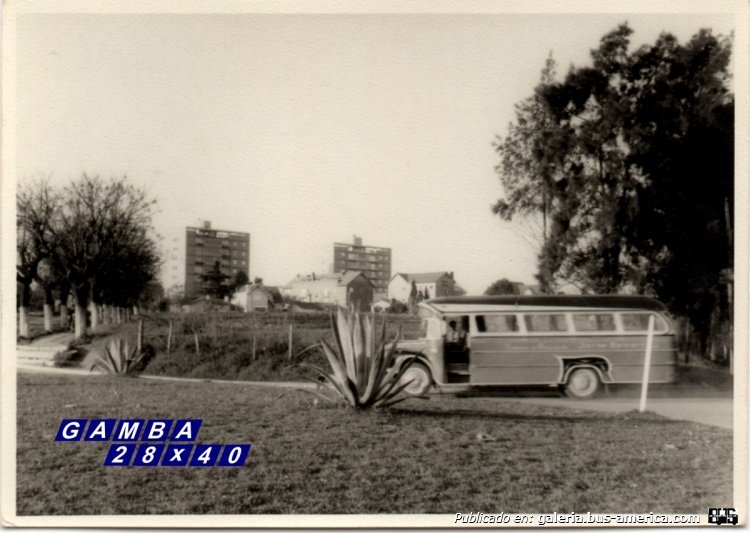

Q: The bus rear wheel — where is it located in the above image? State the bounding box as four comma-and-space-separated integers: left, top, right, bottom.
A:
565, 367, 601, 399
399, 362, 433, 396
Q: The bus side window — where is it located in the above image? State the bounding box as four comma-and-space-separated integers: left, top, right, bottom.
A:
525, 314, 568, 332
573, 313, 616, 332
621, 313, 666, 332
476, 315, 518, 333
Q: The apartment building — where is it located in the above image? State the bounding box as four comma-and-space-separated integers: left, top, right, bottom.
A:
333, 236, 391, 295
185, 221, 250, 298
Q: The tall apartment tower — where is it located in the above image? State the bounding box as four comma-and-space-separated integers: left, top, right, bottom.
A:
184, 221, 250, 298
333, 235, 391, 295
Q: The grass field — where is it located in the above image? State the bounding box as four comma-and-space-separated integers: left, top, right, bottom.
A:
16, 373, 731, 515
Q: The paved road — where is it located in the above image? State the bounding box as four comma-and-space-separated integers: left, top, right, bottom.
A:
515, 396, 734, 430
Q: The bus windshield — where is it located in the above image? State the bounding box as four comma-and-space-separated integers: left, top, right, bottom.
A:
417, 305, 440, 339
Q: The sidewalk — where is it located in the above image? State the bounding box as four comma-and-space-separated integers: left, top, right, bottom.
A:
16, 332, 75, 368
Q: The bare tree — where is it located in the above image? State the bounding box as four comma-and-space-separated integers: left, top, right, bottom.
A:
17, 181, 60, 337
54, 174, 159, 339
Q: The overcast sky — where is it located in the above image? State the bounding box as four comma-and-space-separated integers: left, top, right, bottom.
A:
15, 7, 736, 294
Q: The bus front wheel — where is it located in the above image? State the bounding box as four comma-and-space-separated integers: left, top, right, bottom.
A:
564, 367, 601, 399
400, 362, 433, 396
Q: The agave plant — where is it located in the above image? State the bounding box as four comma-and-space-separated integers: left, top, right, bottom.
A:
90, 336, 152, 376
301, 307, 422, 409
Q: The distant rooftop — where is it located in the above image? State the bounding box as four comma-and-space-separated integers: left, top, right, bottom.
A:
393, 272, 455, 283
287, 271, 372, 287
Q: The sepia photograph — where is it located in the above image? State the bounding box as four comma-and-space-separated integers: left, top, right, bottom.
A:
1, 0, 747, 527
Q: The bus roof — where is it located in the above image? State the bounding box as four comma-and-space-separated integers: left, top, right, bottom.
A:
424, 294, 668, 312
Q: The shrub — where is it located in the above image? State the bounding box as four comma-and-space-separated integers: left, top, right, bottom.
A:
89, 336, 153, 376
301, 308, 420, 409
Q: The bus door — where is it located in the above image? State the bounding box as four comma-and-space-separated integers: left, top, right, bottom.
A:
444, 315, 470, 382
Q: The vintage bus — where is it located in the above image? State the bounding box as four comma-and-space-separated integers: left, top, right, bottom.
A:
396, 295, 677, 399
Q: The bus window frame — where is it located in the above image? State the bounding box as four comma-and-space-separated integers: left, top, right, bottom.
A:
467, 310, 671, 338
471, 313, 523, 337
570, 312, 617, 334
615, 311, 668, 334
521, 312, 571, 336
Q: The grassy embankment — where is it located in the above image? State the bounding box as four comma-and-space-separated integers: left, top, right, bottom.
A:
16, 373, 731, 515
73, 311, 421, 382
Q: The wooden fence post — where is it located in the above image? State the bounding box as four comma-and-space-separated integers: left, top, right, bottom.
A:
288, 324, 293, 360
137, 319, 144, 353
194, 330, 200, 356
639, 315, 656, 413
166, 320, 173, 354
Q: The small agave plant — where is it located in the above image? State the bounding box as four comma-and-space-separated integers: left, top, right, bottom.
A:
302, 307, 422, 409
90, 336, 151, 376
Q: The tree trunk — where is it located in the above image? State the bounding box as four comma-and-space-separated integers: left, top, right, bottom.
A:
59, 283, 71, 328
43, 304, 54, 332
74, 302, 87, 339
60, 305, 69, 330
19, 307, 30, 338
43, 287, 54, 332
18, 281, 32, 338
74, 286, 88, 339
89, 300, 99, 330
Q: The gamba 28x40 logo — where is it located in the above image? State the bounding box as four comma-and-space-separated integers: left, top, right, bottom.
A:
55, 418, 252, 467
708, 508, 738, 526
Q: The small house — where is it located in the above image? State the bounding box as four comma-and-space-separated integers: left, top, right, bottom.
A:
281, 271, 374, 309
232, 284, 284, 312
388, 272, 466, 304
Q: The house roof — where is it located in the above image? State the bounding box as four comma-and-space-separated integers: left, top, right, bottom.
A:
264, 286, 284, 304
286, 271, 373, 288
338, 270, 373, 286
392, 272, 453, 284
452, 283, 467, 295
289, 301, 331, 312
246, 284, 284, 304
522, 284, 542, 295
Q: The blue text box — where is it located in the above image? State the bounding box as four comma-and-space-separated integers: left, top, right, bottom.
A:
161, 444, 194, 466
112, 419, 145, 441
55, 419, 88, 441
142, 419, 173, 441
218, 444, 252, 467
103, 444, 136, 466
132, 443, 165, 466
170, 419, 202, 441
83, 419, 117, 441
189, 444, 221, 466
